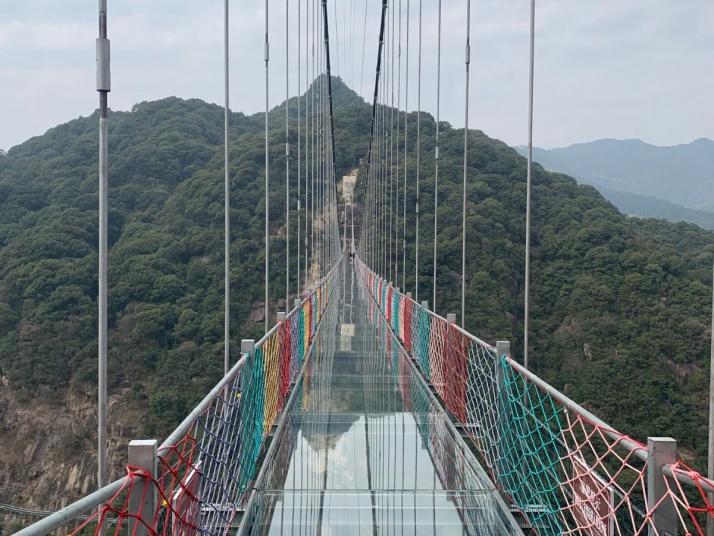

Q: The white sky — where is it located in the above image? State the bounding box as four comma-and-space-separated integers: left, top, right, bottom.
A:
0, 0, 713, 151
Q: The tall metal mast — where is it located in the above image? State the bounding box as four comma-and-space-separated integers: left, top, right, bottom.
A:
524, 0, 536, 370
223, 0, 231, 376
96, 0, 111, 491
264, 0, 270, 332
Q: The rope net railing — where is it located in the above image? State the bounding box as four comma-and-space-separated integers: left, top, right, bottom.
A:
354, 254, 714, 536
237, 278, 341, 534
357, 264, 524, 535
19, 259, 343, 536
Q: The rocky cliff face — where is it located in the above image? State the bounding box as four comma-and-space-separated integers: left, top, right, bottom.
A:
0, 386, 144, 512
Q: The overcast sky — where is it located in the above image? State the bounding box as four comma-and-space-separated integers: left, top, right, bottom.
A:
1, 0, 712, 151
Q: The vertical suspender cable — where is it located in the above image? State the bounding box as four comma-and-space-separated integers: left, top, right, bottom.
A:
415, 0, 422, 302
432, 0, 441, 311
360, 0, 369, 98
223, 0, 231, 375
524, 0, 535, 369
461, 0, 471, 327
396, 0, 401, 286
304, 0, 309, 291
378, 64, 383, 277
285, 0, 290, 310
96, 0, 110, 492
390, 0, 395, 283
403, 0, 409, 292
264, 0, 270, 331
297, 0, 302, 297
709, 257, 714, 536
311, 0, 315, 280
319, 31, 324, 276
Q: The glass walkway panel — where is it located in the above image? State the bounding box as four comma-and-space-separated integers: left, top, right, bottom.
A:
240, 263, 523, 535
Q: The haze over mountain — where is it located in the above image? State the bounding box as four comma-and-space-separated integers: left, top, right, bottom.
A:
0, 78, 712, 517
516, 138, 714, 229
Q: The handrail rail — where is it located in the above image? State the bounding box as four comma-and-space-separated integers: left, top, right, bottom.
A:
159, 353, 247, 454
13, 477, 127, 536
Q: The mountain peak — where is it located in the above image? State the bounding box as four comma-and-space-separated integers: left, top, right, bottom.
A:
304, 75, 366, 109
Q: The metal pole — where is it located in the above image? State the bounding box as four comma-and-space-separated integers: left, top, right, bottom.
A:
461, 0, 471, 327
389, 0, 395, 283
524, 0, 535, 370
415, 0, 421, 302
432, 0, 441, 312
297, 0, 302, 298
402, 0, 409, 292
96, 0, 110, 492
264, 0, 270, 332
707, 258, 714, 536
285, 0, 290, 311
396, 0, 401, 286
223, 0, 230, 376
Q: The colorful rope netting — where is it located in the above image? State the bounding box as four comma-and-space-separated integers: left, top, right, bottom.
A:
354, 255, 714, 536
65, 263, 342, 536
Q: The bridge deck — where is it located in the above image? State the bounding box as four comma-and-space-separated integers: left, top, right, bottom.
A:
242, 263, 522, 535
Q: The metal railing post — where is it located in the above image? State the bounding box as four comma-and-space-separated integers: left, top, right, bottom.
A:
421, 300, 429, 311
277, 311, 286, 322
647, 437, 678, 536
294, 298, 302, 310
407, 292, 412, 300
447, 313, 455, 324
495, 341, 510, 486
241, 339, 256, 391
127, 439, 157, 536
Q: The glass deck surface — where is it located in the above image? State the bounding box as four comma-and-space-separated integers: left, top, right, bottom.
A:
243, 263, 522, 535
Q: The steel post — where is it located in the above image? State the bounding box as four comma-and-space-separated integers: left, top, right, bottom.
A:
647, 437, 678, 536
127, 440, 157, 536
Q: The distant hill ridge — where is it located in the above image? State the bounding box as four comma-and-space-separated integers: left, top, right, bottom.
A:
515, 137, 714, 227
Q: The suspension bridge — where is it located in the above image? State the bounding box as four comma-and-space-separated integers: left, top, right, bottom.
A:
9, 0, 714, 535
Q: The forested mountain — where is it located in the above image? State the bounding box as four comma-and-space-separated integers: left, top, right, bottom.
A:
515, 138, 714, 227
0, 77, 712, 513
